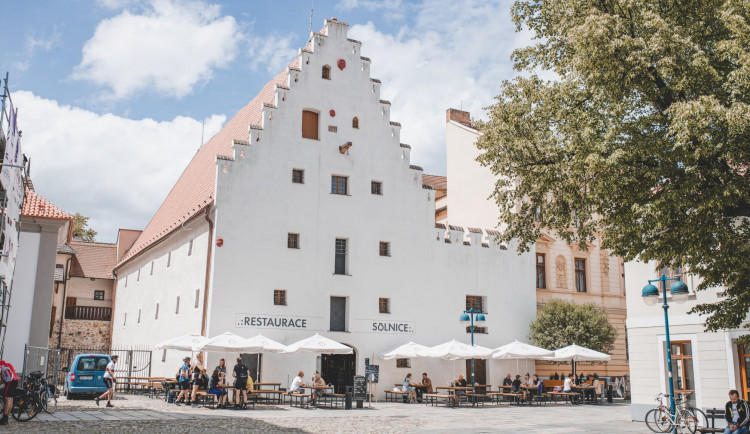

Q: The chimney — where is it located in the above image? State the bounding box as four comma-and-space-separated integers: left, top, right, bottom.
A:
446, 108, 471, 127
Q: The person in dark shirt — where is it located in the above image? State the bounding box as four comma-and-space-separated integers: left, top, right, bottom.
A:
208, 369, 228, 408
511, 375, 522, 393
503, 374, 513, 387
455, 374, 468, 387
232, 357, 249, 408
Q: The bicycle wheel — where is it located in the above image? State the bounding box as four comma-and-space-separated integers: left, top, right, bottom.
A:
43, 387, 57, 414
691, 408, 707, 430
645, 408, 672, 433
676, 409, 697, 434
11, 392, 41, 422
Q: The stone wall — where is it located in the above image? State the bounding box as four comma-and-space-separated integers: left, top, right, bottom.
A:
49, 318, 111, 349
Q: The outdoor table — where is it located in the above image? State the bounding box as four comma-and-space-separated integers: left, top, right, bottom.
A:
306, 385, 335, 405
435, 386, 473, 404
254, 382, 281, 391
571, 385, 596, 404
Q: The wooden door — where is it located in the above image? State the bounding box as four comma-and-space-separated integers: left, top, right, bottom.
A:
302, 110, 319, 140
739, 346, 750, 401
465, 358, 487, 385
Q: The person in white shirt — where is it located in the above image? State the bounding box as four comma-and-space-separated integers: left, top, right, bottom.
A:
289, 371, 305, 393
95, 355, 118, 408
563, 373, 579, 404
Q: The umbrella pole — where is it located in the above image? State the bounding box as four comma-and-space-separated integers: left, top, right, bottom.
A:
572, 358, 576, 378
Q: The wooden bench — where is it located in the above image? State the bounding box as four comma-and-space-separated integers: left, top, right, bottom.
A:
194, 391, 217, 408
487, 392, 524, 405
545, 391, 581, 404
423, 394, 458, 407
464, 392, 492, 406
287, 392, 312, 409
253, 389, 285, 404
385, 390, 410, 402
698, 408, 725, 434
317, 393, 346, 409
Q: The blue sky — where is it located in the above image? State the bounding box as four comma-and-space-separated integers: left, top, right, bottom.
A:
2, 0, 528, 242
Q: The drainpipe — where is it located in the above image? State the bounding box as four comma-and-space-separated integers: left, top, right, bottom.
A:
56, 256, 73, 350
200, 204, 214, 337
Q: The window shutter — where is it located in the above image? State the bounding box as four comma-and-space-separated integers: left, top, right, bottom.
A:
302, 111, 319, 140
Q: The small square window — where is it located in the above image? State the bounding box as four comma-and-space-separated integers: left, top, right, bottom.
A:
371, 181, 382, 195
328, 125, 337, 133
379, 298, 390, 314
288, 233, 300, 249
465, 295, 486, 313
322, 65, 331, 80
379, 242, 390, 257
352, 117, 359, 129
331, 176, 348, 195
467, 326, 488, 334
396, 358, 410, 368
292, 169, 304, 184
94, 290, 105, 301
274, 290, 287, 306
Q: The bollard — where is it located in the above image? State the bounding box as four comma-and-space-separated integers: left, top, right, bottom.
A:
607, 385, 613, 403
345, 386, 353, 409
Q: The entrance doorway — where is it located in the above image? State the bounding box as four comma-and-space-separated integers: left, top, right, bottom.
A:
321, 348, 356, 394
739, 346, 750, 401
240, 353, 262, 382
465, 358, 487, 385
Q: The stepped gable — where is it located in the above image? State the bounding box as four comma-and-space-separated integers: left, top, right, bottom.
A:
116, 64, 292, 268
422, 174, 446, 190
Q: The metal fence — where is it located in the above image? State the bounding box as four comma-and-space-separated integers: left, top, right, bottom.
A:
22, 345, 61, 387
57, 345, 152, 390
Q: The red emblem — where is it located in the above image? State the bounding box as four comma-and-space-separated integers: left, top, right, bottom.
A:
330, 110, 336, 117
337, 59, 346, 70
216, 238, 224, 247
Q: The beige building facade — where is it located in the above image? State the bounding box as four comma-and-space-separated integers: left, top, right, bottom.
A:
440, 108, 629, 377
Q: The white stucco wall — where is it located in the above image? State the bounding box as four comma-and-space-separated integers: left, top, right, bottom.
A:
4, 231, 41, 367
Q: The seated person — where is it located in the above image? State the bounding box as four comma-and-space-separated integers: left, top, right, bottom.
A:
455, 374, 468, 387
289, 371, 305, 393
563, 373, 579, 404
502, 374, 512, 388
403, 373, 416, 403
527, 374, 542, 402
421, 373, 433, 393
310, 373, 327, 404
511, 375, 522, 393
584, 375, 596, 401
724, 389, 750, 434
208, 369, 228, 408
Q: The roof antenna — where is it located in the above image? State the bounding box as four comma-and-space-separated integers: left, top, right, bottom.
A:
309, 1, 314, 34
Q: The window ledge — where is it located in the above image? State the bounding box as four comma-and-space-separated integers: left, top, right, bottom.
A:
333, 273, 352, 277
327, 330, 350, 333
330, 193, 352, 197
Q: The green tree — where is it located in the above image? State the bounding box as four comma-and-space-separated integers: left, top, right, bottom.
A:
529, 300, 617, 354
476, 0, 750, 331
72, 212, 97, 242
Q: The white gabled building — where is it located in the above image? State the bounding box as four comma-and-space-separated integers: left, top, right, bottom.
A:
111, 18, 535, 395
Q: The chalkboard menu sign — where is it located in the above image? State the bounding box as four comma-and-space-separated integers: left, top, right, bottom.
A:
365, 364, 379, 383
353, 375, 367, 401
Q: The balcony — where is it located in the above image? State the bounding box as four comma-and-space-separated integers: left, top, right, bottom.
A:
65, 305, 112, 321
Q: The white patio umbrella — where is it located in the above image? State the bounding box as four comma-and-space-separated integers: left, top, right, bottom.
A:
194, 332, 263, 352
154, 333, 208, 351
426, 339, 493, 360
284, 333, 354, 354
543, 344, 611, 377
242, 334, 287, 353
492, 340, 554, 375
380, 342, 431, 360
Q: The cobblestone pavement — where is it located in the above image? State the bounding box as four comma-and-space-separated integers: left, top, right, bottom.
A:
0, 395, 646, 433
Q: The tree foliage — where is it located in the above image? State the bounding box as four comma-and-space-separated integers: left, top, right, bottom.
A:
72, 212, 97, 242
476, 0, 750, 331
529, 299, 618, 354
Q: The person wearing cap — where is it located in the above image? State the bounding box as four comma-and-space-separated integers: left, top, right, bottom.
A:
175, 356, 192, 405
95, 355, 118, 407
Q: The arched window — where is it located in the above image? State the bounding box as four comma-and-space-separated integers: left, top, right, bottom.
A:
352, 117, 359, 129
322, 65, 331, 80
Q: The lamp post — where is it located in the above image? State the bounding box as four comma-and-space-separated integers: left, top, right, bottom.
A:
642, 274, 689, 434
459, 308, 486, 387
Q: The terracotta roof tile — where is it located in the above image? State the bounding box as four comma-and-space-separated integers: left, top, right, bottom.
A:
117, 66, 290, 267
409, 165, 423, 171
390, 121, 401, 127
421, 174, 446, 190
22, 188, 72, 220
371, 78, 381, 83
379, 100, 391, 105
399, 143, 411, 149
486, 229, 501, 236
69, 241, 117, 279
421, 184, 434, 190
360, 56, 371, 62
435, 223, 446, 229
468, 227, 482, 234
449, 225, 464, 231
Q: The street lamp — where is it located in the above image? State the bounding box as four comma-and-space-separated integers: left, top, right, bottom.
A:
642, 274, 689, 434
460, 308, 486, 387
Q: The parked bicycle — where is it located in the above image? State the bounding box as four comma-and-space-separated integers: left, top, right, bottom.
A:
645, 393, 698, 433
26, 371, 57, 414
0, 375, 43, 422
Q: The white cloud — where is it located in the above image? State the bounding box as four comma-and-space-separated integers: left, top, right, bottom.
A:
348, 0, 531, 175
25, 28, 62, 54
13, 91, 225, 242
73, 0, 241, 99
247, 34, 298, 75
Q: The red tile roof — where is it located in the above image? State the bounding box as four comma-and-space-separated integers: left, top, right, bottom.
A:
116, 63, 294, 268
69, 241, 117, 279
22, 188, 73, 221
422, 175, 447, 191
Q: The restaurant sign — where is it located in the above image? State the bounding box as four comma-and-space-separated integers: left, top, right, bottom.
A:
356, 319, 416, 334
235, 314, 318, 329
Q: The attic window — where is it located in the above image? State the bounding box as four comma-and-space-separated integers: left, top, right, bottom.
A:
352, 117, 359, 129
322, 65, 331, 80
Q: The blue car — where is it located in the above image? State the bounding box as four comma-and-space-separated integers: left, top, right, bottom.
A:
64, 353, 111, 399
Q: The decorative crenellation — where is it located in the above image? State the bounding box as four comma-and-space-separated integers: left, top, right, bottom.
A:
433, 225, 510, 251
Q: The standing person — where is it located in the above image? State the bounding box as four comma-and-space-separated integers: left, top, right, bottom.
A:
724, 390, 750, 434
208, 369, 228, 409
232, 357, 249, 409
95, 355, 118, 408
175, 357, 191, 406
0, 361, 19, 425
190, 353, 205, 407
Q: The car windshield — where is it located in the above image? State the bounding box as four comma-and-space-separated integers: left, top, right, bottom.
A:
76, 357, 109, 372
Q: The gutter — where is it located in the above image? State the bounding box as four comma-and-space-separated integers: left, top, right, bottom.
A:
56, 256, 73, 350
200, 204, 214, 337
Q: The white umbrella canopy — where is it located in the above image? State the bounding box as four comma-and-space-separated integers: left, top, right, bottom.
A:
426, 339, 493, 360
284, 333, 353, 354
380, 342, 431, 360
154, 333, 208, 351
543, 344, 611, 362
242, 334, 287, 353
194, 332, 264, 352
492, 341, 554, 360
